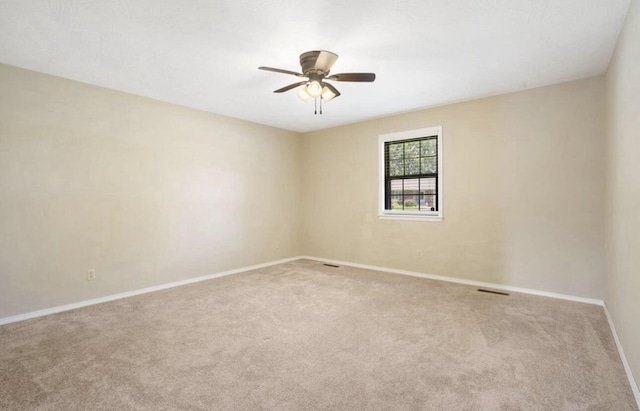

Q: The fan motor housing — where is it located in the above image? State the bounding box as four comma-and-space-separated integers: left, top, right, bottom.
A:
299, 50, 337, 76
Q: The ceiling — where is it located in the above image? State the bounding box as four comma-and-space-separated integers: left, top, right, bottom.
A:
0, 0, 631, 133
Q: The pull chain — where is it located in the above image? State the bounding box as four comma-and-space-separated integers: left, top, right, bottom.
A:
313, 97, 323, 115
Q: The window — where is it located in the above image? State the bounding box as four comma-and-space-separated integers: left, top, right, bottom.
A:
378, 126, 443, 221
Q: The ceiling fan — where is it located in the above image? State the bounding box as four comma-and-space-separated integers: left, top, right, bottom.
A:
259, 50, 375, 114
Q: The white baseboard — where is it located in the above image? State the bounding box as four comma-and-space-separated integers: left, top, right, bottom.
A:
0, 254, 605, 323
300, 256, 604, 306
2, 255, 603, 327
603, 303, 640, 408
0, 256, 300, 326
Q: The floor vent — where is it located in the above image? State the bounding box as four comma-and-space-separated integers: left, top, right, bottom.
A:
323, 263, 340, 268
477, 288, 510, 296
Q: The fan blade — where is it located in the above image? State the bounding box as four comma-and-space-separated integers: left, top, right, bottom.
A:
258, 66, 304, 77
315, 51, 339, 71
274, 81, 307, 93
326, 73, 376, 82
322, 82, 341, 98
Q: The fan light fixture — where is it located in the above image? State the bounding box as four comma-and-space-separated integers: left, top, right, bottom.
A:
306, 81, 322, 97
297, 83, 336, 104
321, 86, 337, 103
297, 87, 310, 103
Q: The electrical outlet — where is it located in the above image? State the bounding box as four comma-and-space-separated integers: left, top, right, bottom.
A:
87, 269, 96, 281
275, 241, 281, 250
417, 251, 423, 259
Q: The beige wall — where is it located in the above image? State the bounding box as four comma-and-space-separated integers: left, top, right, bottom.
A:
0, 63, 302, 318
0, 63, 611, 318
302, 76, 606, 299
605, 0, 640, 393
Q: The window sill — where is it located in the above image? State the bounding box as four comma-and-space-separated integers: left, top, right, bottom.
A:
378, 213, 443, 222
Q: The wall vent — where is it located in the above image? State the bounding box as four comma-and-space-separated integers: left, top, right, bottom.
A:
477, 288, 509, 296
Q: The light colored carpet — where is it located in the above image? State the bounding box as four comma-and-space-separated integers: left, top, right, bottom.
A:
0, 259, 636, 410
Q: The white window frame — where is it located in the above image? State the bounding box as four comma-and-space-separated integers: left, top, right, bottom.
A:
378, 126, 443, 222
